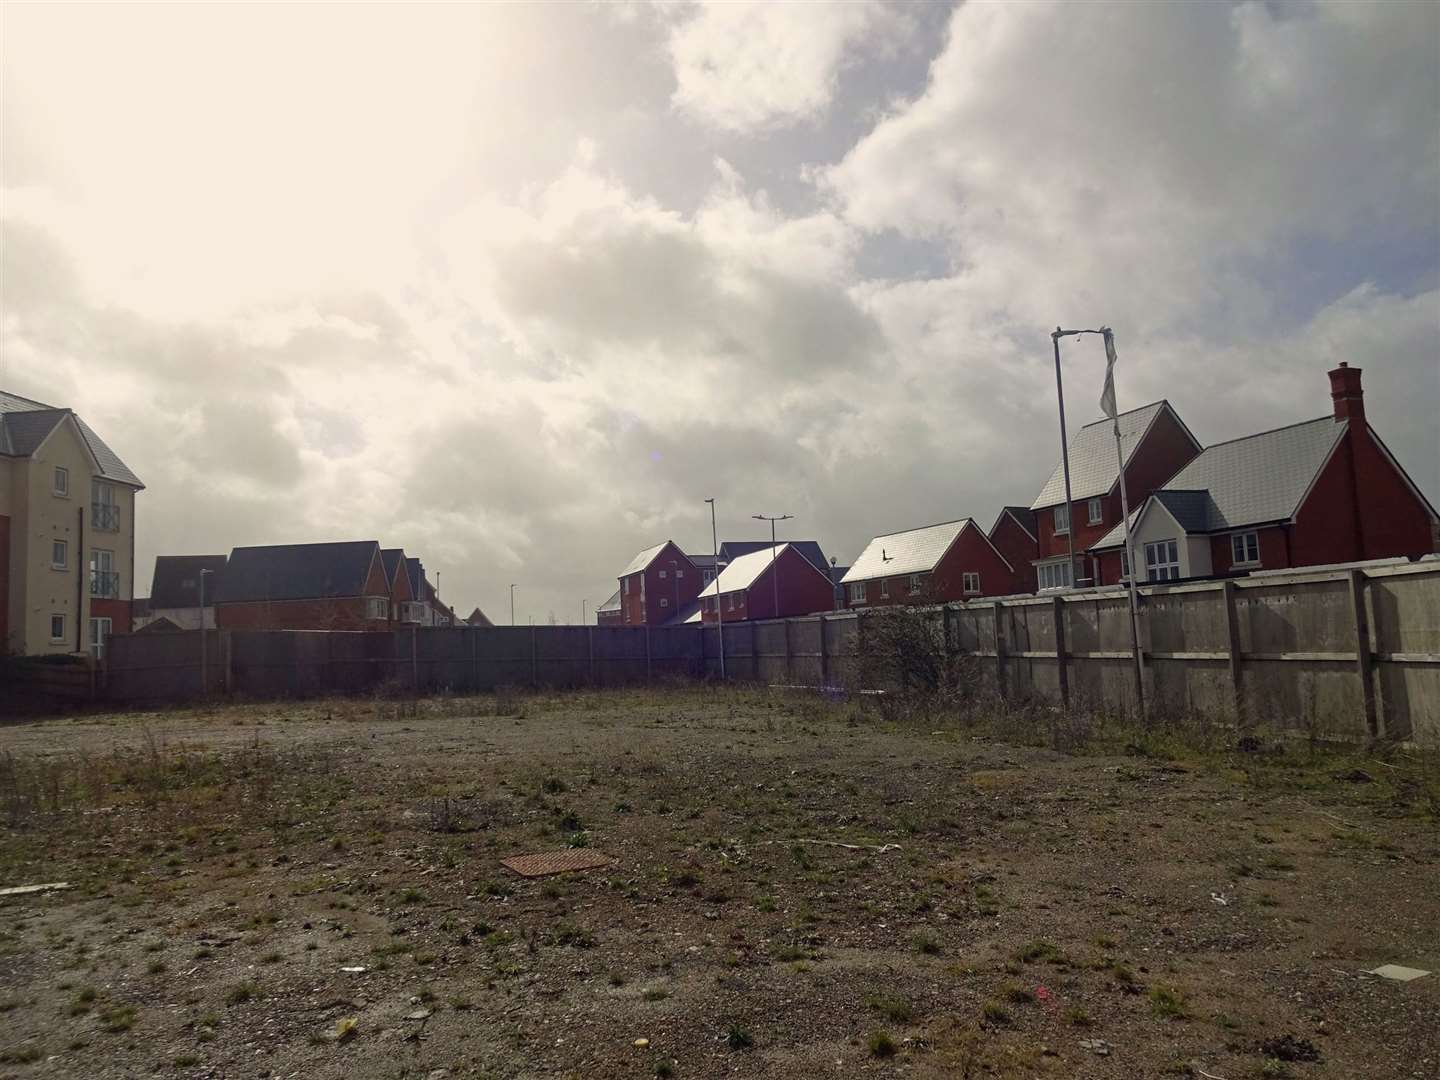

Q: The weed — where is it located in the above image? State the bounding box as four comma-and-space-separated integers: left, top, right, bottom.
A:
1149, 985, 1188, 1020
1003, 983, 1035, 1004
225, 980, 261, 1006
868, 1029, 898, 1058
643, 988, 669, 1002
655, 1062, 674, 1078
865, 993, 914, 1024
1067, 1006, 1093, 1027
912, 931, 941, 955
99, 1004, 137, 1033
0, 1045, 42, 1064
981, 1001, 1012, 1025
726, 1023, 753, 1050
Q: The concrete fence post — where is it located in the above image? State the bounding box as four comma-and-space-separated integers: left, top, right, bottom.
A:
993, 601, 1007, 700
782, 619, 792, 683
587, 626, 595, 685
1348, 569, 1378, 738
819, 617, 830, 689
411, 626, 419, 692
530, 625, 539, 689
1222, 581, 1246, 728
1052, 594, 1070, 711
644, 626, 652, 684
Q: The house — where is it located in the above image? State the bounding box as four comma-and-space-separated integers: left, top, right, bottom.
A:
1029, 400, 1202, 591
135, 615, 183, 634
719, 539, 830, 575
616, 541, 700, 625
380, 548, 419, 623
424, 580, 457, 627
213, 541, 392, 630
1, 389, 144, 657
595, 589, 622, 626
465, 607, 495, 628
841, 518, 1019, 608
1090, 365, 1439, 583
686, 552, 719, 586
144, 554, 228, 630
987, 507, 1039, 592
699, 543, 834, 622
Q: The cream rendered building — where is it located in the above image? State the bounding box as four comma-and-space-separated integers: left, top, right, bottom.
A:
1, 391, 144, 657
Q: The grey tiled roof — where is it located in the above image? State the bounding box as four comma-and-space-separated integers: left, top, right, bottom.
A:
597, 589, 621, 613
842, 519, 972, 582
1030, 401, 1176, 509
150, 555, 228, 608
216, 541, 383, 603
1092, 417, 1347, 548
992, 506, 1036, 540
701, 544, 787, 597
719, 539, 829, 573
0, 390, 144, 487
380, 548, 406, 586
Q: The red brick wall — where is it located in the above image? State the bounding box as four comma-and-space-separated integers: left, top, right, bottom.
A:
846, 523, 1021, 607
597, 609, 624, 627
91, 597, 132, 631
987, 514, 1039, 594
216, 597, 389, 631
1349, 426, 1438, 559
0, 513, 9, 648
703, 546, 832, 622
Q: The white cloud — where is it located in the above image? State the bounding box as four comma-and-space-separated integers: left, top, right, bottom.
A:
667, 0, 904, 132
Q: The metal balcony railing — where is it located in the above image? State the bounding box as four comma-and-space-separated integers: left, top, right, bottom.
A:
91, 502, 121, 531
90, 570, 121, 599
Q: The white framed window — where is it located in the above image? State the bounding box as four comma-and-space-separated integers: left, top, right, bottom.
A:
92, 482, 120, 531
727, 593, 736, 611
90, 549, 118, 598
963, 572, 981, 594
1053, 504, 1070, 535
51, 539, 68, 569
50, 614, 66, 641
1144, 539, 1181, 582
659, 597, 669, 608
366, 597, 389, 619
880, 579, 890, 598
53, 466, 69, 496
622, 577, 630, 595
1120, 547, 1131, 580
88, 617, 112, 659
1087, 498, 1103, 525
910, 574, 923, 594
1230, 531, 1260, 567
676, 569, 684, 580
658, 569, 667, 579
1037, 560, 1072, 591
849, 581, 866, 603
702, 569, 714, 584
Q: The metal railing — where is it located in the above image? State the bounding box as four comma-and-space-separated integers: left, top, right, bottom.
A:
90, 570, 121, 598
91, 502, 121, 531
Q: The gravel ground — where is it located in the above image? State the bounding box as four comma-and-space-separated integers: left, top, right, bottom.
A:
0, 686, 1436, 1079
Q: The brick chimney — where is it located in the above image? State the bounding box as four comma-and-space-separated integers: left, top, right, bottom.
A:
1328, 362, 1365, 423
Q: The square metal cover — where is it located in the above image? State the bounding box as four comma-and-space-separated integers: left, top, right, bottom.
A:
500, 850, 616, 878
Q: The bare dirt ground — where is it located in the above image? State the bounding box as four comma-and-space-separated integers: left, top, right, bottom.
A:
0, 686, 1436, 1079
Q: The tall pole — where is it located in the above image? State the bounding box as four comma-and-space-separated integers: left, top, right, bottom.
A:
1102, 327, 1147, 721
707, 498, 725, 679
510, 584, 516, 626
199, 568, 212, 697
1052, 329, 1078, 589
582, 598, 588, 625
753, 513, 792, 618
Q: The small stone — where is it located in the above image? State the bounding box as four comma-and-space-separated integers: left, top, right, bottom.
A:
634, 1038, 650, 1049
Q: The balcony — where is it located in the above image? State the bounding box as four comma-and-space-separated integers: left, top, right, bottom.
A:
92, 502, 121, 531
90, 570, 121, 599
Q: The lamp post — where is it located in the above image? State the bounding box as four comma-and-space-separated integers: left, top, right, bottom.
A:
706, 497, 725, 679
199, 568, 213, 697
582, 598, 588, 625
752, 513, 792, 618
510, 583, 517, 626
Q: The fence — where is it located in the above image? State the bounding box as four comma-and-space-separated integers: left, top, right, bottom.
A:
91, 560, 1440, 745
0, 656, 101, 718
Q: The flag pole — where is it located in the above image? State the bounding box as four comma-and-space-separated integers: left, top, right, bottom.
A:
1102, 328, 1147, 721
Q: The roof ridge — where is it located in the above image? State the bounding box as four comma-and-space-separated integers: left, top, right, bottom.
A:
0, 389, 61, 410
1197, 414, 1335, 451
867, 517, 973, 540
1077, 399, 1165, 430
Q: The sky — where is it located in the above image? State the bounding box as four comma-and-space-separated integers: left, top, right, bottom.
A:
2, 0, 1437, 624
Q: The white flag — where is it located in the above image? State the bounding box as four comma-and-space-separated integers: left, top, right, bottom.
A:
1099, 328, 1118, 420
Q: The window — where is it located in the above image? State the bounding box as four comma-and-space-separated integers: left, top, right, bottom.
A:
879, 579, 889, 598
1230, 532, 1260, 567
50, 614, 66, 642
92, 482, 120, 531
675, 569, 684, 580
622, 577, 630, 595
1144, 539, 1181, 582
51, 539, 68, 569
1053, 504, 1070, 534
659, 597, 669, 608
53, 466, 69, 496
849, 581, 866, 604
659, 570, 667, 579
88, 617, 112, 660
963, 572, 981, 594
90, 549, 118, 598
1120, 547, 1131, 580
909, 573, 928, 595
1037, 560, 1072, 591
1087, 498, 1103, 525
702, 569, 714, 584
366, 597, 389, 620
727, 594, 736, 611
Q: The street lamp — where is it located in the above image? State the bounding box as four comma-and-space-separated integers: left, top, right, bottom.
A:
705, 497, 725, 679
752, 513, 792, 618
582, 598, 588, 625
199, 567, 214, 697
510, 583, 517, 626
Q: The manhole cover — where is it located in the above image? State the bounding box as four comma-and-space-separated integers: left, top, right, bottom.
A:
500, 850, 616, 878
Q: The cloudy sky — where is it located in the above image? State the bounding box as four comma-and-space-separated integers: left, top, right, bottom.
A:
3, 1, 1436, 623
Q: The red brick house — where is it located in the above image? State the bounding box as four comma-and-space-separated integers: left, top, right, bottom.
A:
987, 507, 1038, 592
595, 589, 623, 626
1090, 365, 1439, 583
380, 548, 416, 623
841, 518, 1022, 607
699, 543, 833, 622
1029, 400, 1202, 591
616, 541, 700, 625
214, 541, 393, 630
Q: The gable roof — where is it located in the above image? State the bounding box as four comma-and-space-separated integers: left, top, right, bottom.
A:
701, 544, 787, 597
1030, 401, 1193, 510
136, 615, 184, 634
1091, 416, 1348, 548
991, 506, 1037, 541
0, 390, 144, 487
597, 589, 621, 613
686, 553, 718, 571
719, 539, 829, 574
466, 607, 495, 627
216, 541, 384, 603
380, 548, 406, 585
842, 519, 974, 582
619, 541, 670, 578
404, 557, 424, 597
150, 555, 228, 608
